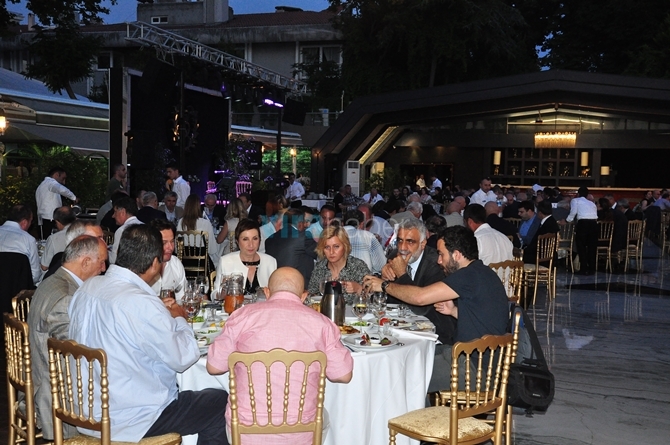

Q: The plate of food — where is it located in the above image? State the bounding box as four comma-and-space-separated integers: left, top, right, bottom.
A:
195, 326, 223, 344
342, 333, 399, 351
338, 325, 360, 335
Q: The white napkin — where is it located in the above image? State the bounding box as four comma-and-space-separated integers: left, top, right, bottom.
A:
390, 328, 439, 342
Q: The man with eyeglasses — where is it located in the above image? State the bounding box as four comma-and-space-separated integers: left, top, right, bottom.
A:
469, 177, 497, 206
381, 219, 456, 346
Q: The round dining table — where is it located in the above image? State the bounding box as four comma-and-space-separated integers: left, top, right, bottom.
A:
177, 330, 435, 445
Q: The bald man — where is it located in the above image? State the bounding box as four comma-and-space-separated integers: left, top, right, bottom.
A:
207, 267, 353, 444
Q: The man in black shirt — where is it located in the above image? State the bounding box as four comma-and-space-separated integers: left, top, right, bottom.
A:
364, 225, 509, 392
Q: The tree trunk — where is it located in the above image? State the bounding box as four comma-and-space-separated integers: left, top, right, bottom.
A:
64, 82, 77, 100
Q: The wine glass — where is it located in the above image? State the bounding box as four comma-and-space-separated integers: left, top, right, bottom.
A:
182, 292, 201, 327
159, 288, 175, 302
196, 275, 209, 296
352, 294, 368, 325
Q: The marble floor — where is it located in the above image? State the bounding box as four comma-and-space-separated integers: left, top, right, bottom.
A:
513, 241, 670, 445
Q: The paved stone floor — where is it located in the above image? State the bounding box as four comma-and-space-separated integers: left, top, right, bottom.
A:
2, 240, 669, 444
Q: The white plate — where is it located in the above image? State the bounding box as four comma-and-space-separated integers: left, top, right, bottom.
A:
195, 327, 223, 343
343, 335, 399, 351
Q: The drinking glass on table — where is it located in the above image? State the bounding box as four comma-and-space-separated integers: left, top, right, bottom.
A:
224, 281, 244, 315
159, 288, 175, 302
196, 275, 209, 296
371, 292, 387, 326
352, 294, 368, 324
182, 292, 201, 327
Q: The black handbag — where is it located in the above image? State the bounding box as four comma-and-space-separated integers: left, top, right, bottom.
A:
507, 307, 555, 414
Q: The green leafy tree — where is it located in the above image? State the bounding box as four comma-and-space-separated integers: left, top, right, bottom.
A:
328, 0, 539, 98
0, 0, 20, 36
23, 0, 115, 99
538, 0, 670, 75
292, 57, 343, 111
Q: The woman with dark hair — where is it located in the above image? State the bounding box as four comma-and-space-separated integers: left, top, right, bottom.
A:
213, 218, 277, 295
176, 194, 220, 266
597, 197, 614, 221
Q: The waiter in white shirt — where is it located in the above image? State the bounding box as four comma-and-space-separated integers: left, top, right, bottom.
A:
469, 177, 496, 206
35, 166, 77, 239
566, 186, 598, 275
165, 163, 190, 208
284, 173, 304, 208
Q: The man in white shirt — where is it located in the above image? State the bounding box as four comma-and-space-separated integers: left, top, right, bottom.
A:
0, 204, 41, 285
358, 202, 393, 246
343, 210, 387, 274
35, 166, 77, 238
40, 206, 76, 272
566, 186, 598, 275
430, 175, 442, 193
166, 164, 190, 208
284, 173, 305, 207
150, 219, 187, 300
68, 225, 228, 443
361, 187, 383, 205
469, 177, 497, 206
463, 204, 513, 265
109, 196, 143, 264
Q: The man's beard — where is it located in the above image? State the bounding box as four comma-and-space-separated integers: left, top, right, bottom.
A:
399, 249, 422, 264
441, 255, 459, 275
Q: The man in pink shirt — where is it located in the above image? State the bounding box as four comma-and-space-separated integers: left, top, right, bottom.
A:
207, 267, 353, 445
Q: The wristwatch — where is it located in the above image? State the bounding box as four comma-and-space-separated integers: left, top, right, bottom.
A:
381, 280, 390, 293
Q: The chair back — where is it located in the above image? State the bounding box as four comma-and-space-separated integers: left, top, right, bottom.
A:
4, 312, 37, 445
449, 334, 514, 444
597, 221, 614, 247
627, 220, 644, 246
557, 222, 575, 252
0, 252, 36, 315
177, 230, 210, 277
228, 231, 239, 253
503, 218, 521, 228
228, 348, 328, 445
489, 261, 524, 303
47, 338, 110, 445
101, 229, 114, 246
536, 233, 557, 265
12, 289, 35, 323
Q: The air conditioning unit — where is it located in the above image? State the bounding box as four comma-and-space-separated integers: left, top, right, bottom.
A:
345, 160, 360, 196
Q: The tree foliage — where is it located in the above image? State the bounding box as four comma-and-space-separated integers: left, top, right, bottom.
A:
328, 0, 539, 98
292, 58, 343, 111
0, 0, 20, 36
535, 0, 670, 76
24, 22, 102, 99
23, 0, 115, 99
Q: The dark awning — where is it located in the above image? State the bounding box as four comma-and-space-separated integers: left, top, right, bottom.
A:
8, 121, 109, 156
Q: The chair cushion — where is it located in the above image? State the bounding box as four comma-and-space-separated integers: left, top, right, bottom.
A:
64, 432, 181, 445
523, 264, 548, 272
388, 406, 493, 442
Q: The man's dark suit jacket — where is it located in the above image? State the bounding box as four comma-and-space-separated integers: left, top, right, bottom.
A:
247, 204, 264, 224
611, 209, 628, 253
502, 202, 520, 219
523, 216, 560, 264
265, 226, 318, 285
201, 204, 227, 230
386, 246, 456, 345
136, 206, 168, 224
486, 214, 520, 248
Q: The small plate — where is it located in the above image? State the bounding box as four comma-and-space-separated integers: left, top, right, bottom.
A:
343, 335, 398, 351
195, 327, 223, 343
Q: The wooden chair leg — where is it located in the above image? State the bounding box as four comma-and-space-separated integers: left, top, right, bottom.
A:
389, 428, 397, 445
532, 274, 539, 306
505, 406, 513, 445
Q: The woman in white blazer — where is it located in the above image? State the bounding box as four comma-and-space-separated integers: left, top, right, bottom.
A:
213, 218, 277, 295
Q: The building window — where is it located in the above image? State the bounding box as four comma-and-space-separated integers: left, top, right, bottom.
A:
151, 16, 168, 24
300, 46, 342, 65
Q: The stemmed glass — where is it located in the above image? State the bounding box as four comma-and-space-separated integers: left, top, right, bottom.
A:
196, 275, 209, 297
351, 293, 368, 325
371, 292, 387, 333
182, 291, 201, 328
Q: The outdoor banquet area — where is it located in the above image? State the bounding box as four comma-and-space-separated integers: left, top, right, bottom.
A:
2, 224, 669, 444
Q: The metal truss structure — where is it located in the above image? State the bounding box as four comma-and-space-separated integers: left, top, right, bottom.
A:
125, 21, 307, 95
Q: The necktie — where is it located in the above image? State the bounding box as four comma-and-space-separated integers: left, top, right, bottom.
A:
407, 264, 413, 280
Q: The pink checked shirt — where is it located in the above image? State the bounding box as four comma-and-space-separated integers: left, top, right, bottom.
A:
207, 291, 353, 445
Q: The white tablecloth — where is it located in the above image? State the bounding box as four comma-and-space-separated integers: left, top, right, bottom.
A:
302, 199, 327, 211
177, 337, 435, 445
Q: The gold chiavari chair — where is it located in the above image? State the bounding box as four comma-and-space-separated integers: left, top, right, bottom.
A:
621, 220, 645, 273
557, 222, 576, 273
101, 229, 114, 247
503, 218, 522, 229
47, 338, 181, 445
12, 289, 35, 323
388, 334, 513, 445
489, 260, 525, 305
4, 312, 42, 445
228, 349, 328, 445
524, 233, 557, 307
596, 221, 615, 273
177, 230, 210, 279
660, 212, 670, 255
